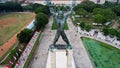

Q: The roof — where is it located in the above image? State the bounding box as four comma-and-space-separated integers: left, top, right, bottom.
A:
26, 20, 35, 29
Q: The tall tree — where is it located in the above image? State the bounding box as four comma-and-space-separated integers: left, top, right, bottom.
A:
112, 5, 120, 16
17, 28, 33, 44
34, 12, 49, 30
81, 0, 96, 12
93, 8, 116, 21
80, 21, 86, 30
103, 27, 109, 36
85, 24, 93, 31
35, 5, 50, 15
75, 8, 88, 17
94, 14, 106, 24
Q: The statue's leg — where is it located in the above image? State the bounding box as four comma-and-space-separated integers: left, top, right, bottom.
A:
61, 31, 72, 49
53, 30, 60, 45
61, 31, 69, 44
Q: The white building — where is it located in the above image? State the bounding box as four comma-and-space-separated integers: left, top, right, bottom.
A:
90, 0, 105, 4
106, 0, 120, 3
32, 0, 83, 5
0, 0, 11, 3
0, 0, 23, 3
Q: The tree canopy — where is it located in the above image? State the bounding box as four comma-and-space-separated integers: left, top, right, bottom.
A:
94, 14, 106, 24
80, 21, 86, 30
75, 8, 87, 17
103, 27, 120, 39
0, 2, 23, 12
80, 0, 96, 12
17, 28, 33, 44
34, 12, 49, 31
112, 5, 120, 16
93, 8, 116, 21
35, 5, 50, 15
85, 24, 93, 31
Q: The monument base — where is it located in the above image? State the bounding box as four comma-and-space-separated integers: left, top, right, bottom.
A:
50, 44, 72, 51
46, 48, 75, 68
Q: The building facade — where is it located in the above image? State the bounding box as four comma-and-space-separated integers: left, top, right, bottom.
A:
27, 0, 83, 5
106, 0, 120, 3
90, 0, 105, 4
0, 0, 24, 3
0, 0, 11, 3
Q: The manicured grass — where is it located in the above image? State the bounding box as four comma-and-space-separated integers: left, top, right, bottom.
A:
23, 32, 41, 68
81, 37, 120, 68
0, 12, 35, 46
51, 20, 69, 30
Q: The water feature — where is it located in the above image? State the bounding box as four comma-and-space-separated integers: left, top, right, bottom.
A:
81, 37, 120, 68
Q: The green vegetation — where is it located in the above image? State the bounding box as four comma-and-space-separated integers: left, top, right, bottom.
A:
82, 37, 120, 68
102, 27, 120, 39
52, 20, 69, 30
0, 42, 18, 65
73, 0, 120, 29
0, 42, 24, 67
0, 2, 23, 12
35, 5, 50, 15
94, 14, 106, 24
34, 12, 49, 31
79, 21, 93, 31
23, 32, 41, 68
0, 12, 34, 46
17, 28, 34, 44
75, 8, 88, 17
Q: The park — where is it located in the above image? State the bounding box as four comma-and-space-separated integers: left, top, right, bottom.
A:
0, 0, 120, 68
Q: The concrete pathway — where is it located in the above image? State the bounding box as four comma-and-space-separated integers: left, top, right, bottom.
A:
67, 18, 93, 68
28, 17, 93, 68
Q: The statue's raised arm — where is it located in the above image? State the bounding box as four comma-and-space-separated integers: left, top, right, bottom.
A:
64, 0, 76, 20
46, 0, 57, 19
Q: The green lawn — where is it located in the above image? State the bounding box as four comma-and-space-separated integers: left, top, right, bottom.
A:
51, 20, 69, 30
81, 37, 120, 68
0, 12, 35, 46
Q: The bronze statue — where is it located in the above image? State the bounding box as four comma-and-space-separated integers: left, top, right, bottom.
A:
46, 0, 76, 49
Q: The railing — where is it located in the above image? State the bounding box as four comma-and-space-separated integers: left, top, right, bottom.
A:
14, 31, 40, 68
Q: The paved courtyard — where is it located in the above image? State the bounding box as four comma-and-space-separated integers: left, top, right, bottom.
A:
28, 17, 93, 68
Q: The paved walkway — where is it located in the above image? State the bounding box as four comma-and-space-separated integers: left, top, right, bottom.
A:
67, 18, 93, 68
29, 17, 93, 68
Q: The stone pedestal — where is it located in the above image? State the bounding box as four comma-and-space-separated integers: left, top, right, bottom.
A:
46, 48, 75, 68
